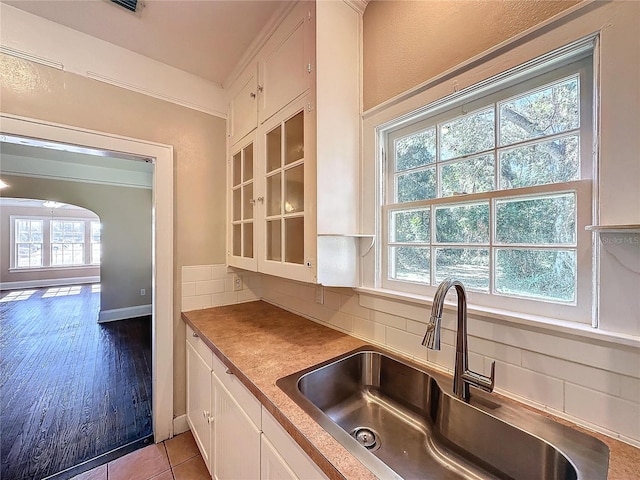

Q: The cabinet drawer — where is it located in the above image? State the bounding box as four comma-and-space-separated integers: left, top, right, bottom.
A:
186, 324, 212, 369
211, 352, 261, 428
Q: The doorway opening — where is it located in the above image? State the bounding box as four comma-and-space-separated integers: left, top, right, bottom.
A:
0, 113, 174, 478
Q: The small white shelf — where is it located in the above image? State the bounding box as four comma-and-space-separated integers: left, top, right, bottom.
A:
585, 224, 640, 233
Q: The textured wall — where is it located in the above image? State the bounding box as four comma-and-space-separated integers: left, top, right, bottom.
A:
363, 0, 580, 110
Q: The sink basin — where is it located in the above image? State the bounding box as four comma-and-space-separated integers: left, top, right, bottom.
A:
277, 346, 609, 480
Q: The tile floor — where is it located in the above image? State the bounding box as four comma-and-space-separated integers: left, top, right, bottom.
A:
71, 431, 209, 480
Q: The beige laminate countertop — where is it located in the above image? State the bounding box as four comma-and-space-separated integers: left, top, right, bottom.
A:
181, 300, 640, 480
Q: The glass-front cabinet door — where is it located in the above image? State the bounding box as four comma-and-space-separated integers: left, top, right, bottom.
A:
259, 95, 314, 282
228, 134, 257, 271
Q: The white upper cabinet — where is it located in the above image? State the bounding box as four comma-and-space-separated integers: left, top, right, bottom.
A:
228, 133, 258, 271
228, 65, 259, 145
258, 3, 312, 123
227, 0, 364, 286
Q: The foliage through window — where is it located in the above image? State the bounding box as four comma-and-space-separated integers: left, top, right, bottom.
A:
382, 52, 593, 315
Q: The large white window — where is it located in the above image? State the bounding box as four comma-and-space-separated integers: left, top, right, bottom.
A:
15, 219, 44, 268
10, 216, 101, 270
90, 221, 101, 265
378, 42, 595, 323
51, 220, 85, 266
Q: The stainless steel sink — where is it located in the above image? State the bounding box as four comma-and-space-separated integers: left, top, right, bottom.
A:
277, 346, 609, 480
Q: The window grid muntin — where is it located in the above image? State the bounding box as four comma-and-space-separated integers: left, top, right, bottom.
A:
91, 221, 101, 265
497, 73, 581, 148
15, 219, 44, 268
51, 220, 85, 266
385, 175, 584, 301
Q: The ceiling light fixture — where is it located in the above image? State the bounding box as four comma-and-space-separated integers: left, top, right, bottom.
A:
43, 201, 64, 208
0, 179, 8, 189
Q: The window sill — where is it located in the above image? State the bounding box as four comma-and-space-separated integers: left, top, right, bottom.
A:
354, 286, 640, 349
9, 265, 100, 273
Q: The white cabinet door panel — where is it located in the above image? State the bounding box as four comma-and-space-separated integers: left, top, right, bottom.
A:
186, 342, 212, 473
261, 435, 298, 480
212, 372, 261, 480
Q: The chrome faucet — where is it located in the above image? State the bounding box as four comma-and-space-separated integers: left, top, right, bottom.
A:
422, 278, 495, 402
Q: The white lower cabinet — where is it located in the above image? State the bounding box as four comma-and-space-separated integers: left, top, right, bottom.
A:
186, 339, 213, 472
212, 372, 261, 480
186, 332, 328, 480
261, 434, 297, 480
261, 408, 328, 480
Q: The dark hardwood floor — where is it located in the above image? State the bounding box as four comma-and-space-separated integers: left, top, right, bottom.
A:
0, 285, 152, 480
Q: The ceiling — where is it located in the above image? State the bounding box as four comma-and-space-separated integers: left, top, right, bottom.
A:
3, 0, 287, 86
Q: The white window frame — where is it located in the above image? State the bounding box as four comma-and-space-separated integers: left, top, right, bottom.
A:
13, 218, 44, 268
50, 219, 86, 266
90, 221, 101, 265
9, 215, 101, 271
364, 36, 597, 325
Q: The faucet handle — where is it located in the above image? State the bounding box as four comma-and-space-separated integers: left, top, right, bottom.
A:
462, 360, 495, 393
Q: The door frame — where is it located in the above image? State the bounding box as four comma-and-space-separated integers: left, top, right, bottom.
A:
0, 113, 174, 442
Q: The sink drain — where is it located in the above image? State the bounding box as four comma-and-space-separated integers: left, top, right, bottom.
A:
352, 427, 381, 452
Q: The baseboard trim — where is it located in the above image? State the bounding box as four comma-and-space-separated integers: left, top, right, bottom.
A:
173, 414, 190, 435
98, 304, 152, 323
0, 276, 100, 291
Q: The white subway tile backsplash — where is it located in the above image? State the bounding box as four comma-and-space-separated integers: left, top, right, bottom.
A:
352, 317, 386, 344
182, 282, 196, 298
341, 293, 371, 319
521, 351, 622, 397
406, 319, 429, 337
565, 383, 640, 440
182, 294, 212, 311
182, 266, 212, 282
427, 343, 455, 371
469, 336, 522, 366
371, 310, 406, 330
620, 375, 640, 402
471, 318, 640, 378
211, 291, 239, 306
495, 362, 565, 410
326, 311, 354, 332
386, 327, 428, 362
360, 293, 426, 322
237, 288, 259, 303
211, 265, 228, 279
195, 279, 226, 296
324, 290, 342, 311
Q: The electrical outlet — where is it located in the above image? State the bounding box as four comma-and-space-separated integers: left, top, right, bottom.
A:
315, 285, 324, 304
233, 275, 243, 291
140, 289, 146, 296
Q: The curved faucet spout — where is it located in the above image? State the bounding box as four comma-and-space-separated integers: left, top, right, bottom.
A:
422, 278, 495, 402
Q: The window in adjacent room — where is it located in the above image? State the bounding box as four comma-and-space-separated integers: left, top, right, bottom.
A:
51, 220, 85, 266
15, 219, 44, 268
90, 221, 101, 265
